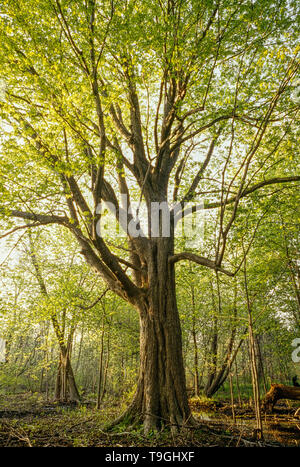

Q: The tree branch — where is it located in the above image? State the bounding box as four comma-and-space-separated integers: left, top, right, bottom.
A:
204, 176, 300, 210
169, 252, 233, 276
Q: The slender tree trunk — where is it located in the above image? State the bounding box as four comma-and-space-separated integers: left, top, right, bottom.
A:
229, 371, 236, 424
243, 253, 263, 440
205, 317, 218, 395
45, 345, 49, 401
40, 368, 44, 393
191, 285, 200, 397
55, 354, 62, 400
204, 279, 239, 397
248, 331, 262, 440
96, 324, 105, 409
235, 359, 242, 407
40, 321, 50, 396
192, 325, 200, 397
100, 327, 111, 403
55, 347, 80, 402
75, 324, 84, 372
255, 336, 267, 392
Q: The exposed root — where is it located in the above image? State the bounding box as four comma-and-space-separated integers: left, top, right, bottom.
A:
103, 405, 199, 435
102, 403, 142, 432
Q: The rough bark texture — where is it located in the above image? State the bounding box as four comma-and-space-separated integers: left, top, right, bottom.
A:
109, 239, 193, 434
262, 384, 300, 412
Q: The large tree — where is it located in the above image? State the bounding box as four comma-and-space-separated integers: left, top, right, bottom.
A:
0, 0, 299, 432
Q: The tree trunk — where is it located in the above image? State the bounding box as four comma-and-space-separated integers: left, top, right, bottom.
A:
205, 280, 238, 397
100, 327, 111, 403
235, 359, 242, 407
110, 240, 192, 434
55, 348, 80, 403
244, 255, 263, 439
191, 282, 200, 397
192, 326, 200, 397
96, 325, 105, 409
205, 316, 218, 395
262, 384, 300, 412
248, 314, 263, 439
75, 324, 84, 372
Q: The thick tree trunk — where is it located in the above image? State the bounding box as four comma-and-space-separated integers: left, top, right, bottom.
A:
110, 239, 193, 434
262, 384, 300, 412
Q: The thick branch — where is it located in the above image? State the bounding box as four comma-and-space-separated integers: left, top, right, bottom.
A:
169, 252, 233, 276
8, 210, 68, 226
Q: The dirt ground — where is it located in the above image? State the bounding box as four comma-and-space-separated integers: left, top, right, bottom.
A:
0, 393, 299, 447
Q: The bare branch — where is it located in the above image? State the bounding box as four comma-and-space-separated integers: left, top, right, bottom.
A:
204, 176, 300, 210
169, 252, 233, 276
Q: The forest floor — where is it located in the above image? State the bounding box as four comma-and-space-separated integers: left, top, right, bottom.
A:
0, 393, 299, 447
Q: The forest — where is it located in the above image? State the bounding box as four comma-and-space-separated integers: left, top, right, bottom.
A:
0, 0, 299, 451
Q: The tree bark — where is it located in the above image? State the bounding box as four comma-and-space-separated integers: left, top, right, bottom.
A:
110, 240, 193, 434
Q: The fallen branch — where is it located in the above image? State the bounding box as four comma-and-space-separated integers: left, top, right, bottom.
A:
262, 384, 300, 412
